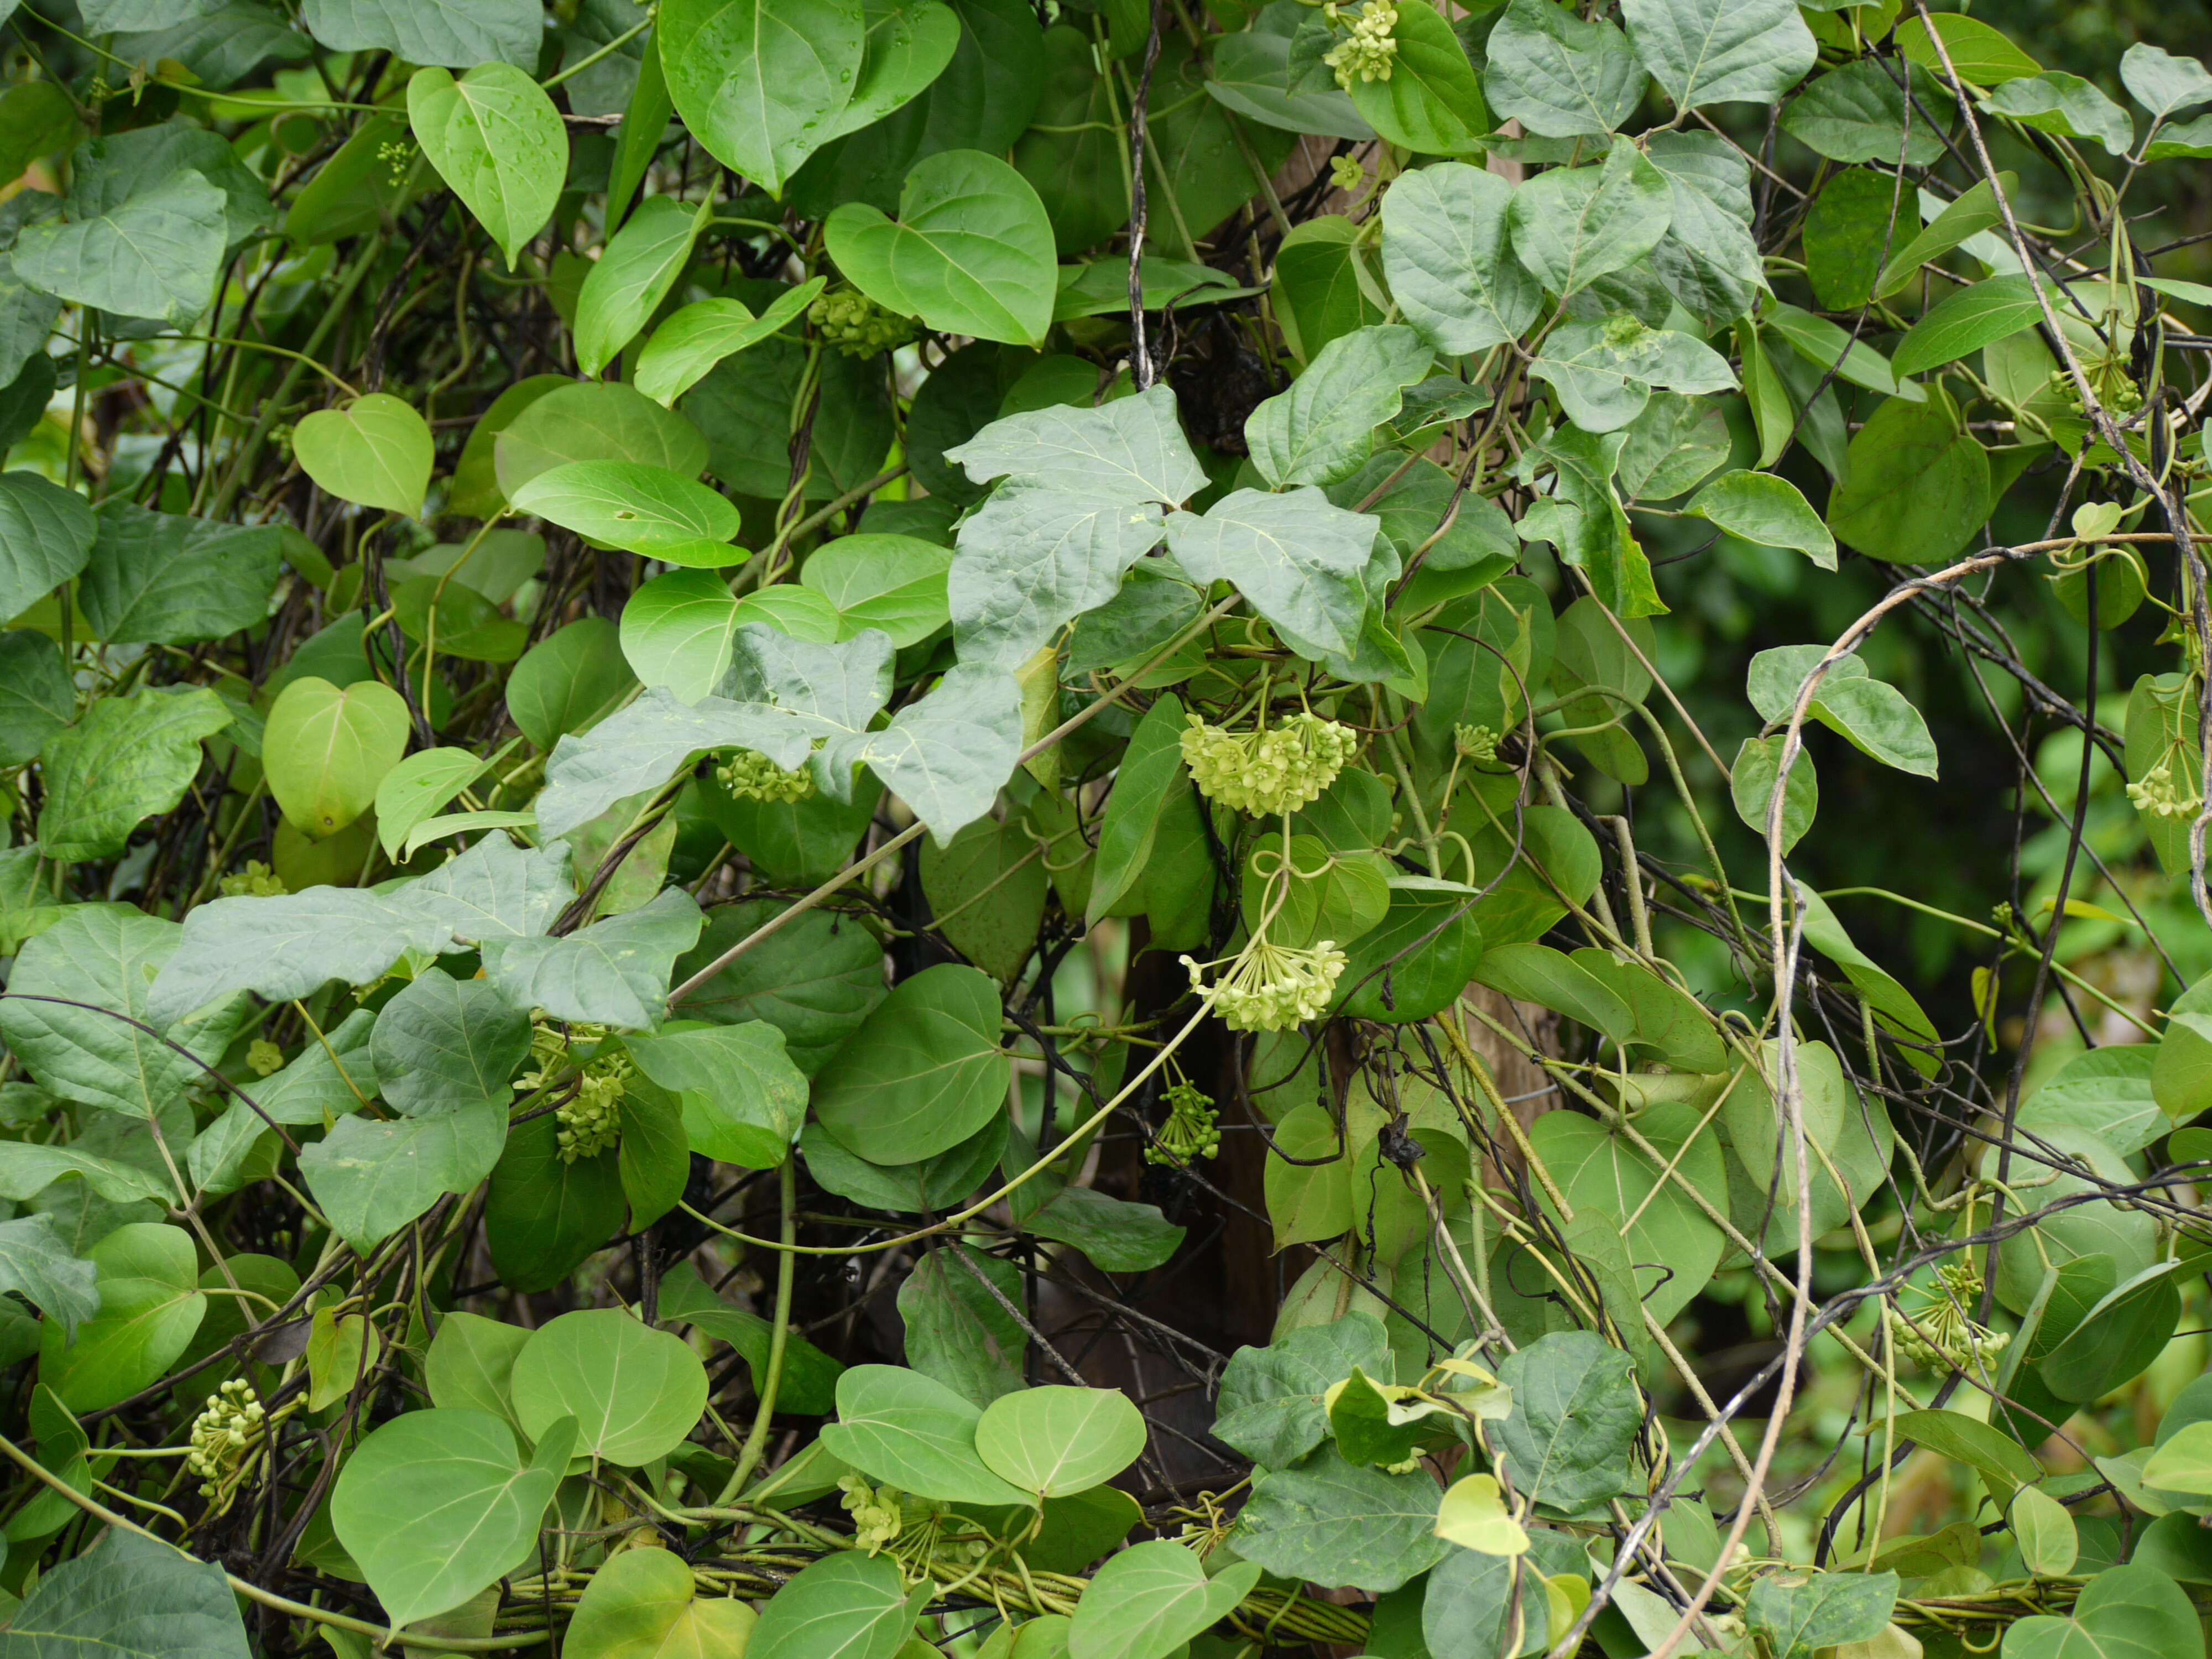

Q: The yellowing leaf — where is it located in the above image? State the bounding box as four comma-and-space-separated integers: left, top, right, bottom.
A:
1434, 1473, 1529, 1556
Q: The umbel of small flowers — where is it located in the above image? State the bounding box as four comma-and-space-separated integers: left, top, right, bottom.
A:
1182, 709, 1357, 818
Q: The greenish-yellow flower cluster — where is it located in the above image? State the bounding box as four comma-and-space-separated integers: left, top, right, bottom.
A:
1322, 0, 1398, 87
1182, 711, 1357, 817
1183, 937, 1348, 1031
1886, 1261, 2011, 1372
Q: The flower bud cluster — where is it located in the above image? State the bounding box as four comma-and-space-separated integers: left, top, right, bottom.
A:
187, 1378, 264, 1498
1453, 723, 1499, 764
717, 748, 815, 804
810, 286, 917, 358
557, 1055, 629, 1163
1322, 0, 1399, 87
1183, 937, 1348, 1032
218, 860, 285, 898
1886, 1261, 2011, 1372
1182, 712, 1357, 817
1146, 1081, 1222, 1166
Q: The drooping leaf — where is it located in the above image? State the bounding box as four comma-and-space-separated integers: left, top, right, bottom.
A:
1066, 1541, 1261, 1659
407, 64, 566, 269
0, 471, 97, 628
481, 887, 706, 1030
659, 0, 869, 196
77, 503, 284, 646
1380, 163, 1544, 357
263, 676, 411, 838
819, 1364, 1033, 1505
0, 1528, 251, 1659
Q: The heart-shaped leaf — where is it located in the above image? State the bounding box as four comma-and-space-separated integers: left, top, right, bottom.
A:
264, 675, 411, 838
294, 393, 434, 519
825, 149, 1056, 346
510, 459, 741, 554
406, 63, 566, 268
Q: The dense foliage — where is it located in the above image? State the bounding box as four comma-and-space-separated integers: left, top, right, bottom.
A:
3, 0, 2212, 1656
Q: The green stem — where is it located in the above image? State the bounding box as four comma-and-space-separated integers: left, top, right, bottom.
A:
718, 1156, 796, 1504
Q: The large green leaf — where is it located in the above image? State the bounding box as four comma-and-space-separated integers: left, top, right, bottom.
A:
508, 618, 639, 750
300, 0, 539, 65
263, 676, 410, 838
819, 0, 964, 143
1683, 471, 1834, 569
661, 0, 868, 195
0, 472, 96, 627
293, 393, 433, 520
1744, 1571, 1899, 1659
512, 460, 741, 555
0, 1528, 250, 1659
1380, 163, 1543, 358
574, 195, 711, 378
481, 887, 705, 1030
1619, 0, 1815, 110
330, 1407, 575, 1628
564, 1546, 758, 1659
1826, 396, 1989, 566
749, 1551, 919, 1659
810, 963, 1006, 1164
801, 534, 952, 647
820, 1363, 1033, 1505
36, 1223, 204, 1412
1492, 1331, 1641, 1511
0, 1214, 98, 1339
407, 64, 565, 270
1212, 1310, 1389, 1469
38, 687, 229, 863
1996, 1564, 2197, 1659
1482, 0, 1645, 137
1891, 274, 2043, 378
1066, 1541, 1261, 1659
625, 1019, 810, 1166
826, 150, 1057, 346
77, 503, 283, 646
0, 633, 72, 766
1246, 324, 1432, 488
299, 1100, 508, 1248
635, 281, 826, 407
672, 899, 884, 1074
1166, 486, 1382, 662
618, 573, 748, 705
494, 380, 710, 499
510, 1308, 708, 1466
0, 905, 234, 1118
12, 166, 226, 324
898, 1243, 1025, 1406
1504, 142, 1673, 299
485, 1110, 628, 1291
975, 1386, 1147, 1496
1344, 0, 1485, 155
1234, 1446, 1449, 1593
370, 968, 529, 1117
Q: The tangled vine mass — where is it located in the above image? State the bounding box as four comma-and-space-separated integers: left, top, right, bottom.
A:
7, 1, 2212, 1657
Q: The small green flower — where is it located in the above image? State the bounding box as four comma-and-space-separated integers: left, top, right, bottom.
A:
187, 1378, 265, 1498
247, 1039, 285, 1078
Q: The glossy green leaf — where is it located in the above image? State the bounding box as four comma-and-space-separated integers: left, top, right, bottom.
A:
749, 1551, 919, 1659
660, 0, 868, 196
565, 1545, 757, 1659
407, 64, 566, 269
636, 280, 826, 406
575, 195, 712, 378
626, 1019, 810, 1167
330, 1407, 575, 1627
820, 1364, 1034, 1505
35, 1223, 203, 1412
510, 1308, 709, 1466
511, 460, 742, 554
263, 676, 410, 838
811, 963, 1005, 1164
974, 1386, 1146, 1496
826, 149, 1057, 347
1066, 1541, 1261, 1659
